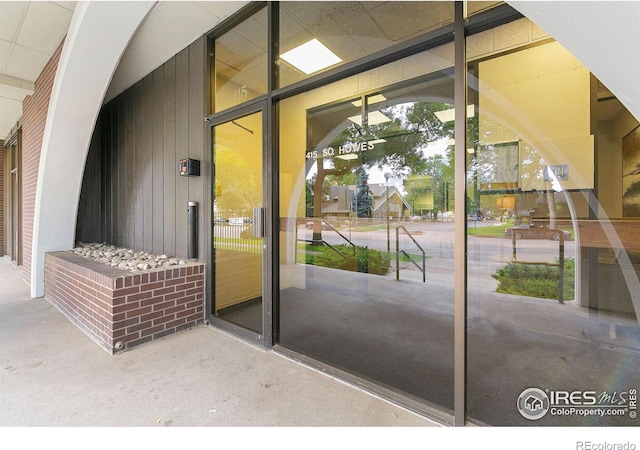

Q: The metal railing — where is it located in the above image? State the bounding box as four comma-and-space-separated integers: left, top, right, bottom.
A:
296, 218, 356, 263
213, 214, 262, 254
396, 225, 426, 282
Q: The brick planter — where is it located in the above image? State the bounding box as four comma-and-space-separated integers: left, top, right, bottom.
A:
44, 251, 205, 354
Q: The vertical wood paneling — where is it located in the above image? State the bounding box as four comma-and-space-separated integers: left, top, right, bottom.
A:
76, 114, 102, 243
142, 76, 153, 253
76, 36, 207, 261
123, 88, 136, 247
188, 39, 205, 259
152, 67, 164, 254
175, 47, 190, 258
163, 56, 177, 256
133, 81, 144, 250
111, 98, 120, 245
117, 95, 126, 247
103, 105, 113, 243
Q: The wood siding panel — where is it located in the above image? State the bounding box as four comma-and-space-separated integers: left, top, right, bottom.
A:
76, 36, 206, 262
152, 67, 165, 254
188, 39, 205, 260
123, 88, 136, 247
117, 95, 126, 248
175, 47, 190, 258
133, 81, 144, 251
163, 56, 177, 257
142, 76, 153, 253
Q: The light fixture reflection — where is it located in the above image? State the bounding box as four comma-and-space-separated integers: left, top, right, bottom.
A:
351, 94, 387, 108
434, 105, 475, 123
347, 111, 391, 126
336, 153, 359, 161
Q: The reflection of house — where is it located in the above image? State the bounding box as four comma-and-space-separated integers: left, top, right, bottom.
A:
322, 184, 411, 219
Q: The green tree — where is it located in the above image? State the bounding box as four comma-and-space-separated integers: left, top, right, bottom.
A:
351, 168, 373, 218
308, 99, 456, 239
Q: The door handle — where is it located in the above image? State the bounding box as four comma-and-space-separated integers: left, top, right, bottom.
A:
253, 207, 265, 238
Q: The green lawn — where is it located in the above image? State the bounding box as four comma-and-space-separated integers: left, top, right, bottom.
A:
466, 220, 514, 237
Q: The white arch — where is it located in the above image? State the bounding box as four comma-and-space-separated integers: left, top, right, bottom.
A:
30, 1, 155, 297
508, 1, 640, 122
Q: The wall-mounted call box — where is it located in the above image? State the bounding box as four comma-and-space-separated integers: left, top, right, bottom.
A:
179, 158, 200, 176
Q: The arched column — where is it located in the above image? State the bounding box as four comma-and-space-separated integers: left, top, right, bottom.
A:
30, 1, 155, 297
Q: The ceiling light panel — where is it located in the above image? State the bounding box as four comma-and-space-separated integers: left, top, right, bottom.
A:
280, 38, 342, 75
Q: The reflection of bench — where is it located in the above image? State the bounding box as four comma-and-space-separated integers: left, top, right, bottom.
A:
533, 219, 640, 316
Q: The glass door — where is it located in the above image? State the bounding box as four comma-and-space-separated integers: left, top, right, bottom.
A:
210, 108, 266, 336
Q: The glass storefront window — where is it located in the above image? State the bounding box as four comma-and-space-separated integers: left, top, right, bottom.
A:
466, 23, 640, 426
279, 45, 456, 413
278, 1, 453, 87
207, 1, 640, 427
212, 7, 268, 113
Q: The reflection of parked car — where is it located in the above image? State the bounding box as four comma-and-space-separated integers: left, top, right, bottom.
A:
504, 223, 571, 241
305, 221, 330, 230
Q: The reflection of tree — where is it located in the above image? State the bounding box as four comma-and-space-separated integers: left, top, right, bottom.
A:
310, 101, 454, 214
404, 173, 433, 214
351, 168, 372, 218
406, 154, 454, 213
623, 163, 640, 201
214, 146, 260, 215
305, 177, 315, 217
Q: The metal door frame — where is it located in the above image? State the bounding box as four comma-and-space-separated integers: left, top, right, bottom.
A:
205, 100, 274, 347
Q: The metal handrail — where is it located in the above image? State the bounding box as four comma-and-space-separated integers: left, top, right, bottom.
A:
396, 225, 426, 282
296, 218, 356, 263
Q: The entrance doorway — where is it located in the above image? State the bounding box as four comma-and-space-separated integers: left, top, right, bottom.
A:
209, 107, 266, 337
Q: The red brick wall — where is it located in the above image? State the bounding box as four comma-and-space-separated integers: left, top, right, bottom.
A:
44, 252, 205, 353
21, 40, 65, 284
0, 139, 4, 256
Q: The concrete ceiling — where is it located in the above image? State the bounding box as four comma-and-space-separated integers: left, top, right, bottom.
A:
1, 1, 639, 142
0, 1, 76, 139
0, 1, 248, 140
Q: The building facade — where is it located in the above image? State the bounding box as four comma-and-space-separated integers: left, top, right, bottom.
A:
2, 1, 640, 427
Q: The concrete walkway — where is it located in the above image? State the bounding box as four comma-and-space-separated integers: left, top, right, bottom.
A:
0, 256, 437, 427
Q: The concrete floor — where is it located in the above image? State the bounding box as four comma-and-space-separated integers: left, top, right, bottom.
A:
0, 256, 438, 427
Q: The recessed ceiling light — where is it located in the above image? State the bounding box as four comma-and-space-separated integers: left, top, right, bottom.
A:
280, 38, 342, 75
347, 111, 392, 126
434, 105, 475, 123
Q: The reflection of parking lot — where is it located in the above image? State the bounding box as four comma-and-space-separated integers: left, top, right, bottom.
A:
297, 219, 575, 278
